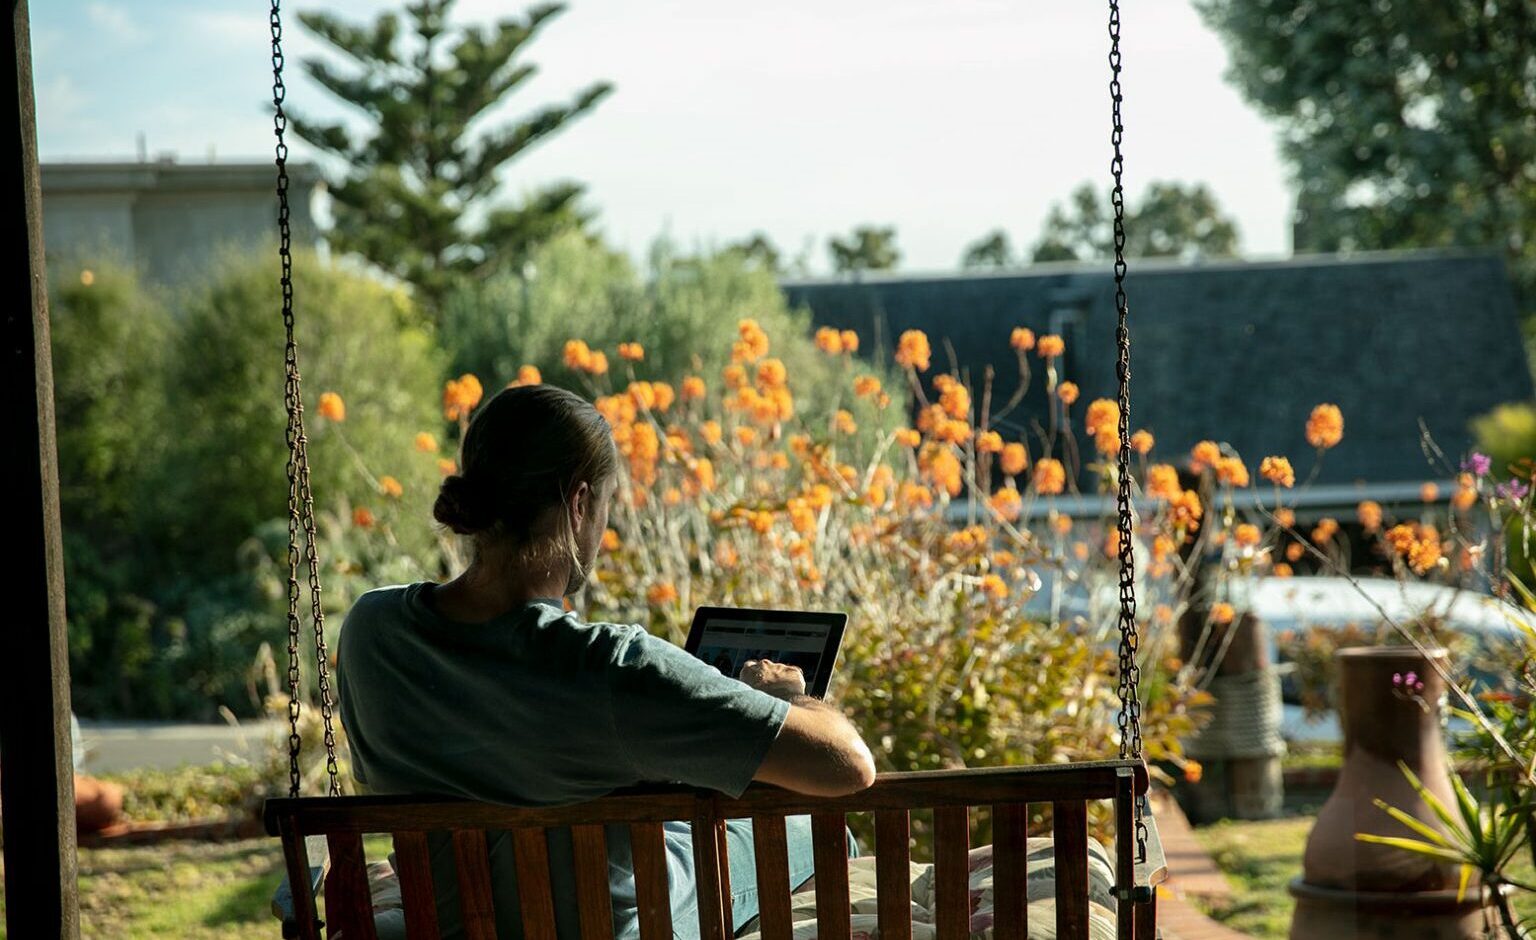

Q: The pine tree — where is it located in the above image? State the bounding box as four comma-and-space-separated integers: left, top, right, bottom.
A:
292, 1, 613, 316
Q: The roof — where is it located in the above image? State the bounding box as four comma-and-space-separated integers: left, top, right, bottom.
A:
783, 250, 1533, 486
41, 159, 322, 194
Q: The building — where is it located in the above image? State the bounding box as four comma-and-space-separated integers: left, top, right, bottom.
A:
783, 250, 1534, 517
40, 158, 324, 289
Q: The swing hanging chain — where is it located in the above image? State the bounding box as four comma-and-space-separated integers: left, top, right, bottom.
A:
272, 0, 341, 799
1108, 0, 1148, 861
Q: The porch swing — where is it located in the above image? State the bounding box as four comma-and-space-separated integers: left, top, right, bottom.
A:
260, 1, 1167, 938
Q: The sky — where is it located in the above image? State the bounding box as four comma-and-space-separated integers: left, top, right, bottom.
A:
32, 0, 1296, 274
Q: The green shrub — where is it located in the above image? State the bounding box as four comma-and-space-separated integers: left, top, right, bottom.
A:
440, 233, 897, 430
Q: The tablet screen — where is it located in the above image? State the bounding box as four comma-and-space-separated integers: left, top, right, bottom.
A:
685, 607, 846, 698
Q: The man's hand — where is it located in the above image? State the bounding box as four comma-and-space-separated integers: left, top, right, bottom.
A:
739, 659, 806, 700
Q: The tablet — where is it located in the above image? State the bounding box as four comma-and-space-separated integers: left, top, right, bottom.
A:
683, 606, 848, 699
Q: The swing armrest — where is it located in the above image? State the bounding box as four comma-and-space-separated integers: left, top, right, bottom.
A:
271, 834, 329, 938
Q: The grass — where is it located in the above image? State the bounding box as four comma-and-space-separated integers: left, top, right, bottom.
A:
1193, 814, 1536, 939
0, 834, 395, 939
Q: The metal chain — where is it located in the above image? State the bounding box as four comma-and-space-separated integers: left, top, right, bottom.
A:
1108, 0, 1147, 861
272, 0, 340, 799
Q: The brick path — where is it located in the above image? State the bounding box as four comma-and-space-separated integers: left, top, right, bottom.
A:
1148, 791, 1264, 940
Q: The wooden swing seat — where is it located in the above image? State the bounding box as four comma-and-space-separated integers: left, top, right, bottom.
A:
264, 759, 1165, 940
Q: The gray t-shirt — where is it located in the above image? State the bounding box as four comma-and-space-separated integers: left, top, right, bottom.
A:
337, 582, 791, 940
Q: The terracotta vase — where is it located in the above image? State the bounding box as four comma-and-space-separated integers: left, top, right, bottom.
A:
1289, 647, 1493, 939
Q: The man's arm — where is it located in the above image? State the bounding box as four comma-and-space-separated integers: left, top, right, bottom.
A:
739, 660, 876, 796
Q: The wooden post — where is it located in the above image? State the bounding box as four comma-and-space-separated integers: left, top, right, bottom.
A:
0, 1, 81, 936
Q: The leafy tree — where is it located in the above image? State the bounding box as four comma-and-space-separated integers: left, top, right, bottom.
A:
960, 230, 1015, 269
725, 232, 783, 273
829, 226, 901, 274
1030, 182, 1240, 263
1195, 0, 1536, 313
291, 0, 613, 316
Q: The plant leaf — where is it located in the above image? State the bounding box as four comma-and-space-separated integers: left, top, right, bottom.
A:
1355, 833, 1466, 864
1372, 798, 1453, 847
1458, 863, 1473, 903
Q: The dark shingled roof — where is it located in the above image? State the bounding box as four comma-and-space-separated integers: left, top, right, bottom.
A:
782, 250, 1533, 487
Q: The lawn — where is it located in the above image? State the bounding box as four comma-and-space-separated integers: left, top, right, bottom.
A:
0, 834, 395, 940
1193, 815, 1536, 939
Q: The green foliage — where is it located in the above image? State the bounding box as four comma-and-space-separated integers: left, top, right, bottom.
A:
723, 232, 784, 274
1195, 0, 1536, 320
960, 229, 1015, 269
1030, 181, 1240, 263
439, 232, 888, 424
163, 248, 447, 579
828, 226, 901, 274
291, 0, 613, 314
1472, 402, 1536, 589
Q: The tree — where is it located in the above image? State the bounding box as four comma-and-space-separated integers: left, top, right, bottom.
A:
725, 232, 783, 273
1195, 0, 1536, 310
1029, 182, 1240, 263
829, 226, 900, 274
291, 1, 613, 316
960, 230, 1015, 269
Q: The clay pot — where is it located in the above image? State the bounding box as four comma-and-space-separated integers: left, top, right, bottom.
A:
1289, 647, 1492, 939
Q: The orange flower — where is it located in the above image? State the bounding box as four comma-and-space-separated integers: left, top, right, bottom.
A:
1453, 480, 1478, 512
1420, 482, 1440, 503
749, 510, 775, 534
700, 421, 723, 446
1010, 327, 1036, 351
1034, 458, 1066, 496
1085, 399, 1119, 436
1037, 334, 1065, 359
1170, 490, 1204, 532
1260, 456, 1295, 488
921, 445, 964, 496
1216, 457, 1250, 488
602, 529, 621, 551
1184, 761, 1203, 784
1312, 517, 1339, 543
1234, 524, 1261, 548
1095, 429, 1120, 457
414, 432, 439, 454
352, 506, 375, 529
379, 475, 403, 499
895, 329, 932, 371
563, 339, 593, 370
1306, 404, 1344, 450
989, 485, 1023, 522
1001, 442, 1028, 476
1286, 542, 1305, 562
1130, 430, 1154, 455
1385, 523, 1443, 574
628, 381, 658, 411
853, 375, 882, 398
1152, 534, 1176, 562
1146, 464, 1182, 501
936, 376, 970, 420
980, 574, 1008, 600
443, 374, 485, 421
814, 326, 844, 355
735, 427, 758, 447
317, 391, 346, 422
1274, 507, 1296, 529
1190, 441, 1221, 473
1057, 382, 1081, 406
587, 351, 609, 375
1211, 603, 1236, 626
757, 358, 788, 389
840, 330, 859, 353
834, 410, 858, 435
506, 364, 543, 388
1273, 563, 1294, 578
681, 376, 707, 401
895, 428, 922, 448
1053, 514, 1074, 536
897, 482, 935, 511
976, 430, 1004, 454
618, 342, 645, 362
647, 582, 679, 605
1357, 500, 1382, 533
438, 458, 457, 475
735, 319, 771, 363
652, 383, 676, 412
